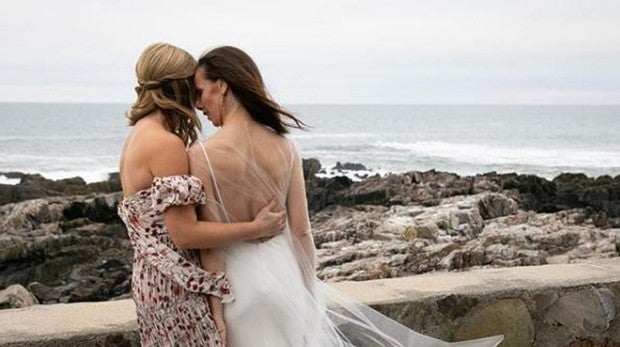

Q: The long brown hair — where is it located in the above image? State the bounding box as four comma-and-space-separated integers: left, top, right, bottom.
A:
127, 43, 202, 145
196, 46, 307, 135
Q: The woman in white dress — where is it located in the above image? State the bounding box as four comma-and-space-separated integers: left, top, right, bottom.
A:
188, 46, 504, 347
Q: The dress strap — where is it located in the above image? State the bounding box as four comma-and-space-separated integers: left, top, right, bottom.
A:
198, 141, 232, 223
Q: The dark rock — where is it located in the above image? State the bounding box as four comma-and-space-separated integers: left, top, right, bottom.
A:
554, 173, 620, 218
28, 281, 62, 302
302, 158, 321, 180
0, 171, 121, 205
499, 173, 556, 211
85, 172, 122, 194
476, 193, 518, 220
0, 193, 133, 303
0, 172, 26, 180
83, 194, 122, 223
97, 259, 125, 270
334, 162, 367, 171
111, 279, 131, 297
60, 217, 92, 231
0, 185, 17, 205
437, 295, 480, 320
62, 201, 88, 220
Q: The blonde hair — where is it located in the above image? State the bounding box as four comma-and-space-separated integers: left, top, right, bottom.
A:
127, 43, 202, 145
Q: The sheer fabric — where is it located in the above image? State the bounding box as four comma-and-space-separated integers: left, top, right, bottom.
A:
188, 118, 503, 347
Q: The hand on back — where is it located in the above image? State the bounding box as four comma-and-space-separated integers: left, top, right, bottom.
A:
252, 198, 287, 241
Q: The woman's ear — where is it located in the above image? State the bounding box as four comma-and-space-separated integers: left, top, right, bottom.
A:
218, 80, 228, 96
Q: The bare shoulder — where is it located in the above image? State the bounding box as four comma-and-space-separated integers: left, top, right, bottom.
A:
140, 128, 189, 177
187, 140, 204, 159
137, 127, 183, 155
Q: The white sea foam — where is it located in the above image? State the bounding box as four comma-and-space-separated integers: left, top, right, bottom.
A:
290, 133, 377, 139
374, 141, 620, 169
0, 170, 115, 184
0, 135, 123, 141
39, 170, 114, 183
315, 168, 394, 182
0, 175, 20, 185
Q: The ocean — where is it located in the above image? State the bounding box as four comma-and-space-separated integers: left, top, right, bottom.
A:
0, 103, 618, 184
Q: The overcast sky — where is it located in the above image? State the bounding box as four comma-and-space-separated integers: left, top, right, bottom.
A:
1, 0, 619, 104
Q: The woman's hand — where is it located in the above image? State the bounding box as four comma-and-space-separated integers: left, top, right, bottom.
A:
209, 294, 228, 347
251, 198, 287, 239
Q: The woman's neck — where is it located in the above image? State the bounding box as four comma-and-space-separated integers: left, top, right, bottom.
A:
137, 111, 170, 131
221, 102, 253, 129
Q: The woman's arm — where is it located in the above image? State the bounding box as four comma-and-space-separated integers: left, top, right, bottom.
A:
200, 250, 227, 344
286, 148, 317, 293
151, 134, 285, 249
164, 199, 284, 249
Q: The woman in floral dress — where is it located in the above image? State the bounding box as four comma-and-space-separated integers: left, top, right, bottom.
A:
117, 43, 286, 346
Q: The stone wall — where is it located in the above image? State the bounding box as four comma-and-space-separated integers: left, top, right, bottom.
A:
2, 259, 620, 347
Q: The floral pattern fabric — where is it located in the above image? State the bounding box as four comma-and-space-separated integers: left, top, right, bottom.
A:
118, 175, 233, 346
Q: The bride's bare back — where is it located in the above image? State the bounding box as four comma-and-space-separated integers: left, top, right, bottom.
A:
189, 119, 298, 224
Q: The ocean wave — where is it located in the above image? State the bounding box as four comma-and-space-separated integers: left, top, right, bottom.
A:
290, 133, 377, 139
0, 135, 124, 141
374, 141, 620, 168
0, 175, 20, 185
0, 154, 117, 162
315, 168, 393, 182
40, 170, 115, 183
0, 170, 116, 184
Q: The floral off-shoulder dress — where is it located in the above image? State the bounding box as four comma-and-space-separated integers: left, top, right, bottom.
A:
117, 175, 234, 346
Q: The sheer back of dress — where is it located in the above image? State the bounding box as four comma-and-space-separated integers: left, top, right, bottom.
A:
189, 120, 295, 225
188, 118, 503, 347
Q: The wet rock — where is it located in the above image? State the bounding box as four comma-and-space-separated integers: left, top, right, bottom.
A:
0, 171, 121, 205
28, 282, 62, 302
498, 173, 557, 212
554, 173, 620, 219
334, 162, 367, 171
0, 192, 133, 304
302, 158, 321, 181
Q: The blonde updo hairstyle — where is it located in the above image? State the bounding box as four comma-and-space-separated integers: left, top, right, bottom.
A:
127, 43, 202, 145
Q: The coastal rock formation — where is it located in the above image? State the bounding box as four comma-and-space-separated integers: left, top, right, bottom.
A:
0, 193, 131, 305
313, 192, 617, 282
0, 172, 121, 205
333, 162, 368, 171
302, 165, 620, 223
0, 161, 618, 307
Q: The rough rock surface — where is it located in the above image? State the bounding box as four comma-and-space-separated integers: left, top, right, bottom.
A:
1, 162, 618, 307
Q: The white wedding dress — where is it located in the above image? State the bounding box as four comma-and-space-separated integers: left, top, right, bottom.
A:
188, 119, 503, 347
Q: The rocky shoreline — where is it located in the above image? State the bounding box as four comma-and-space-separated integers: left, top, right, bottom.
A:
0, 163, 618, 309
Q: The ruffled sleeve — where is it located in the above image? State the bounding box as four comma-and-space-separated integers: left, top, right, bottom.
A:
151, 175, 208, 214
133, 175, 233, 301
138, 243, 234, 302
